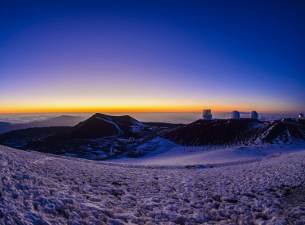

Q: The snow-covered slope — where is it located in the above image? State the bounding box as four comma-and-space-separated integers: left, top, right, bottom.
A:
1, 145, 305, 224
107, 137, 305, 166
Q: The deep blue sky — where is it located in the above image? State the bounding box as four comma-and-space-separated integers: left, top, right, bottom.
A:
1, 0, 305, 113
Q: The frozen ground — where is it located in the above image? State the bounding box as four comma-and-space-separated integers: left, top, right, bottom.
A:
1, 145, 305, 224
107, 138, 305, 166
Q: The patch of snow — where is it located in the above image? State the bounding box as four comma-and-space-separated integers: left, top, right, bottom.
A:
96, 117, 124, 135
132, 119, 147, 127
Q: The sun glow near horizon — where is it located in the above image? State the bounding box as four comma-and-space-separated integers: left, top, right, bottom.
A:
1, 77, 301, 114
0, 101, 300, 114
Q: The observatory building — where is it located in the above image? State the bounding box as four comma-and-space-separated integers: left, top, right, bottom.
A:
132, 126, 141, 133
232, 111, 240, 119
250, 111, 259, 119
202, 109, 212, 120
299, 113, 305, 119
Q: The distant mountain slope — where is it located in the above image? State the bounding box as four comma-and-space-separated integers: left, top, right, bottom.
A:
142, 122, 185, 128
47, 113, 146, 140
163, 118, 305, 147
0, 127, 70, 148
0, 127, 70, 140
0, 115, 83, 134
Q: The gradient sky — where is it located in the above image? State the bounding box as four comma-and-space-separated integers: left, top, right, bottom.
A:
1, 0, 305, 113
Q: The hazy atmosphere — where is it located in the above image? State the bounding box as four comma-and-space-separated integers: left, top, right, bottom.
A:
1, 0, 305, 113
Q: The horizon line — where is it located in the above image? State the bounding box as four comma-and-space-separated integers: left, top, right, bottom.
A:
0, 110, 301, 115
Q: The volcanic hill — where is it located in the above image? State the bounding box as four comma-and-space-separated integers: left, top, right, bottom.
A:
47, 113, 145, 140
163, 118, 305, 147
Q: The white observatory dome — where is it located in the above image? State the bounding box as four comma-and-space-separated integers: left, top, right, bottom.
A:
202, 109, 212, 120
299, 113, 304, 119
250, 111, 258, 119
232, 111, 240, 119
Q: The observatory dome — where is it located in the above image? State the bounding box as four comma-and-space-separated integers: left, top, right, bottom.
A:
250, 111, 259, 119
299, 113, 304, 119
232, 111, 240, 119
202, 109, 212, 120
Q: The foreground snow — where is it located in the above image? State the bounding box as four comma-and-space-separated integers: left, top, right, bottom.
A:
1, 145, 305, 224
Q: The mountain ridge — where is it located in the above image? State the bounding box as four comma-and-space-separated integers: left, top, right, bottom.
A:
162, 118, 305, 148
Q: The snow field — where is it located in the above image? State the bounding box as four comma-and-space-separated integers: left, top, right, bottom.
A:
108, 138, 305, 166
0, 145, 305, 224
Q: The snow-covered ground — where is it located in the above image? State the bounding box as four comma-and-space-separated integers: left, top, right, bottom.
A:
107, 138, 305, 166
1, 144, 305, 224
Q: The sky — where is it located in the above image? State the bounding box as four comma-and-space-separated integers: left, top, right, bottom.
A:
1, 0, 305, 114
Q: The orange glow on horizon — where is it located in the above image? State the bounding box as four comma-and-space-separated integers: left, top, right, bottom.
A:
0, 105, 295, 114
0, 107, 214, 114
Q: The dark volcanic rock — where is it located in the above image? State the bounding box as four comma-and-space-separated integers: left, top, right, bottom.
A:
262, 119, 305, 143
0, 127, 70, 148
0, 127, 70, 140
163, 119, 305, 147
